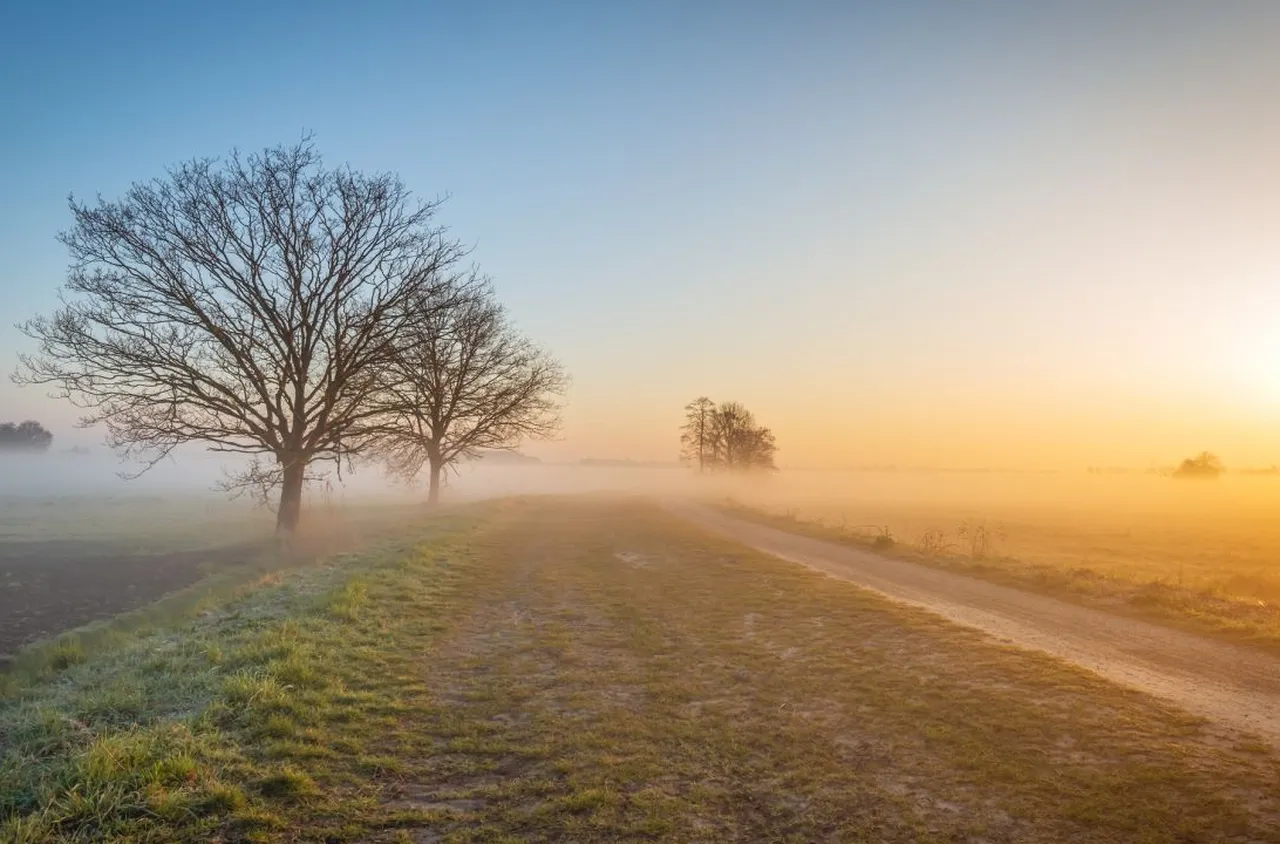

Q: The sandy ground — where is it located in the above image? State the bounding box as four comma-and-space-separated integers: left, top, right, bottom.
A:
670, 500, 1280, 745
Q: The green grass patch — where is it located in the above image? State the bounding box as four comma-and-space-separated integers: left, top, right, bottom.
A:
0, 502, 437, 694
0, 504, 485, 843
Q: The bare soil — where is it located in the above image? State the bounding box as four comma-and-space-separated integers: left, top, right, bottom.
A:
671, 499, 1280, 745
0, 539, 259, 659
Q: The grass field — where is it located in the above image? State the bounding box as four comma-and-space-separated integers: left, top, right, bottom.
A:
3, 496, 1279, 842
721, 470, 1280, 648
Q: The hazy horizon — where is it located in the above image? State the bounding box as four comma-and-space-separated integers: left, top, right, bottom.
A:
4, 1, 1280, 471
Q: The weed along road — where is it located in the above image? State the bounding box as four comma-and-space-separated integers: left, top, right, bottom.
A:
669, 499, 1280, 745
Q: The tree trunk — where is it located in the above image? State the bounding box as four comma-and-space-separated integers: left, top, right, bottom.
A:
426, 457, 443, 508
276, 458, 306, 537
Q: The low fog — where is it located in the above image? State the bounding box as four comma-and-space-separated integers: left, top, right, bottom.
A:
0, 449, 720, 515
6, 447, 1279, 525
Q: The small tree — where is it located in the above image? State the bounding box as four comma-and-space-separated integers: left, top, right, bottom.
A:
680, 398, 777, 471
15, 140, 465, 535
0, 420, 53, 453
709, 401, 777, 471
1173, 451, 1224, 479
374, 277, 567, 505
680, 397, 715, 471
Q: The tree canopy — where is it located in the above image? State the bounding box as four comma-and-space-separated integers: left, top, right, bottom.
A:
679, 398, 777, 471
14, 139, 571, 528
0, 420, 53, 453
15, 139, 469, 534
1173, 451, 1224, 479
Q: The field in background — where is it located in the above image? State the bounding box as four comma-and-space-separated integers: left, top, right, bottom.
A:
731, 470, 1280, 599
0, 493, 265, 547
722, 470, 1280, 645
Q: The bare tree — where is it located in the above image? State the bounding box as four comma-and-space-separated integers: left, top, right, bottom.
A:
374, 276, 567, 505
680, 397, 715, 471
689, 399, 777, 471
14, 139, 465, 535
735, 423, 778, 470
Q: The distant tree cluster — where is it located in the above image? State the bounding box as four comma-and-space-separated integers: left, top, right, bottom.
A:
0, 420, 53, 453
1173, 451, 1224, 479
15, 139, 566, 533
680, 397, 777, 472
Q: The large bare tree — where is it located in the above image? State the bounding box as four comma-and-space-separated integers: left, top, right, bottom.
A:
375, 277, 567, 505
15, 140, 465, 534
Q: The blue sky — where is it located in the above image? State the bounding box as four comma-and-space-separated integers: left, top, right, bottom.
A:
4, 2, 1280, 467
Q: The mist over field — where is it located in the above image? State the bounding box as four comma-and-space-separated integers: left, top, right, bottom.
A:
0, 451, 693, 501
7, 445, 1280, 515
10, 449, 1280, 597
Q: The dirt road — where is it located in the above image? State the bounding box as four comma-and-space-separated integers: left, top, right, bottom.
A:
670, 500, 1280, 744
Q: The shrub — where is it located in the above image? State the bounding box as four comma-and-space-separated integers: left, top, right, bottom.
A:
957, 521, 1004, 560
48, 639, 86, 672
917, 529, 953, 556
